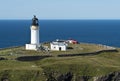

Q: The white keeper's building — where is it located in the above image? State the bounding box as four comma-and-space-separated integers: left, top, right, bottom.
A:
50, 40, 67, 51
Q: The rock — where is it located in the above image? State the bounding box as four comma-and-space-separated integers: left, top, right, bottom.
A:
93, 72, 120, 81
1, 77, 9, 81
57, 72, 73, 81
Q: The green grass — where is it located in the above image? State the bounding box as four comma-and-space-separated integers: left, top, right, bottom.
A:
0, 43, 120, 81
35, 52, 120, 76
0, 70, 45, 81
50, 43, 110, 55
0, 43, 110, 56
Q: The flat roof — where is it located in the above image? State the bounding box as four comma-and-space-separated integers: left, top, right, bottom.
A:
51, 41, 66, 46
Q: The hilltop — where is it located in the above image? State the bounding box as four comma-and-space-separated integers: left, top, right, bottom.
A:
0, 43, 120, 81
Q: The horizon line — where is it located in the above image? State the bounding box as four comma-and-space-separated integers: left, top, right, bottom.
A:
0, 18, 120, 20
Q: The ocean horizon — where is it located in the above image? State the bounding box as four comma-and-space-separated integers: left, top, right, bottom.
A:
0, 20, 120, 48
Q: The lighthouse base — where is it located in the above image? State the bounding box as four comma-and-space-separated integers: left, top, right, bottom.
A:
26, 44, 39, 51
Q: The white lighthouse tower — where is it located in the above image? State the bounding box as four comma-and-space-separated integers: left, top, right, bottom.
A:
26, 15, 40, 50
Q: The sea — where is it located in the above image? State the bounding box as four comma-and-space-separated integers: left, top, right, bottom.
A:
0, 20, 120, 48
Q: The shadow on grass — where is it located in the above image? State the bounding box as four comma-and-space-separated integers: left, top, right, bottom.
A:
58, 49, 118, 57
12, 49, 119, 61
16, 55, 52, 61
0, 57, 7, 60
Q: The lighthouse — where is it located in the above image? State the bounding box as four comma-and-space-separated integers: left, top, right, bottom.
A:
31, 15, 39, 45
26, 15, 40, 50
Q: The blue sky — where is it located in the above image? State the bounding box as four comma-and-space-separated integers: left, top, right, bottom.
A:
0, 0, 120, 19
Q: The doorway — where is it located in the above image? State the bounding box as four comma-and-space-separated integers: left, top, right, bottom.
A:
59, 47, 62, 51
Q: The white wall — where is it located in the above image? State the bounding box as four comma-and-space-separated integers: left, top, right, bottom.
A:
26, 44, 38, 50
31, 26, 39, 45
50, 43, 66, 51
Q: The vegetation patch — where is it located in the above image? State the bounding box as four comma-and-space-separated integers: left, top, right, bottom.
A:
0, 43, 120, 81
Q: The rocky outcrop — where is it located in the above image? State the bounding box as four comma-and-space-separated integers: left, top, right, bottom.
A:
45, 72, 73, 81
93, 72, 120, 81
75, 72, 120, 81
1, 77, 9, 81
0, 71, 119, 81
75, 76, 91, 81
57, 72, 73, 81
44, 72, 120, 81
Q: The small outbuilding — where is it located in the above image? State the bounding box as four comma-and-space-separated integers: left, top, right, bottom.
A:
50, 40, 67, 51
67, 39, 78, 44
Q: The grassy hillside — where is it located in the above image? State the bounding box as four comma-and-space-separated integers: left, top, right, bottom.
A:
0, 43, 120, 81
